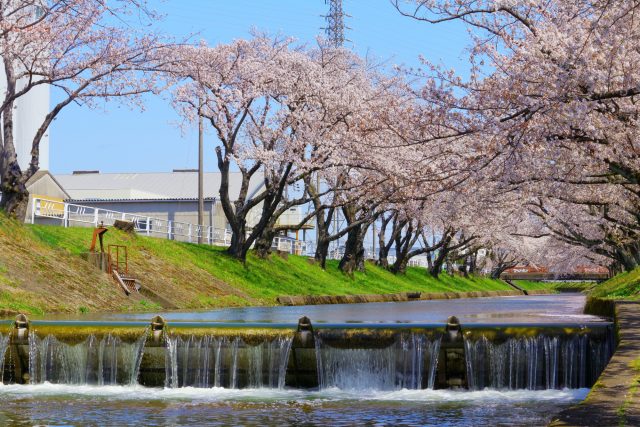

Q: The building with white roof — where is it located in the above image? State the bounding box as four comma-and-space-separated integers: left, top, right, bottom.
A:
48, 170, 265, 230
26, 169, 313, 243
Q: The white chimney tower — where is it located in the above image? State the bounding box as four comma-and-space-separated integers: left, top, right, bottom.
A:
1, 3, 51, 173
0, 72, 51, 172
1, 1, 51, 173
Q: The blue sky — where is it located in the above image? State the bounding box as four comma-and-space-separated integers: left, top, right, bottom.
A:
49, 0, 471, 174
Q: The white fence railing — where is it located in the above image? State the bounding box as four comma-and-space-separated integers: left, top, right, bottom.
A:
31, 197, 320, 256
386, 255, 430, 268
31, 197, 432, 266
271, 236, 309, 255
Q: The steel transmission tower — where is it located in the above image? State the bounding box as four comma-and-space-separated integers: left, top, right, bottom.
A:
323, 0, 348, 47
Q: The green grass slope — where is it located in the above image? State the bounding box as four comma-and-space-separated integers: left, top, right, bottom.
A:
588, 268, 640, 300
513, 280, 592, 292
0, 215, 511, 316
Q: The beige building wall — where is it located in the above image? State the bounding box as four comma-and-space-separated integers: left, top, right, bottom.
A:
25, 172, 69, 223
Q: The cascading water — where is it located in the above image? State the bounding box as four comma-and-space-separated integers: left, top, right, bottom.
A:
164, 335, 293, 389
0, 332, 9, 383
315, 333, 441, 391
464, 332, 614, 390
28, 332, 147, 385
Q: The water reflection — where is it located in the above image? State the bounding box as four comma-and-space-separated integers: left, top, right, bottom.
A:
46, 294, 605, 325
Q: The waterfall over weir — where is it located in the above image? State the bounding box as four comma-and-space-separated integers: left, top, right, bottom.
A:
464, 333, 614, 390
0, 332, 9, 383
164, 335, 293, 389
315, 333, 441, 391
0, 312, 616, 393
28, 333, 147, 385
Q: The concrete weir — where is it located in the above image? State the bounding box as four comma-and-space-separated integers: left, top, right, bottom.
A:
0, 314, 615, 393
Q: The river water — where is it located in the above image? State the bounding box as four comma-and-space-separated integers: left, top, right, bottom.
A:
41, 294, 604, 325
0, 384, 587, 426
0, 294, 609, 426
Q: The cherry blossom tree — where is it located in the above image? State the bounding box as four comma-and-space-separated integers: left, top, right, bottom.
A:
172, 37, 388, 262
0, 0, 171, 218
393, 0, 640, 272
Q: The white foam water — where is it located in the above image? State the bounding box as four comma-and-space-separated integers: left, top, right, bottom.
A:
0, 382, 589, 404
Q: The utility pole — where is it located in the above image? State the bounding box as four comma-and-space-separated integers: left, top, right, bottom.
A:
198, 99, 204, 244
372, 221, 376, 261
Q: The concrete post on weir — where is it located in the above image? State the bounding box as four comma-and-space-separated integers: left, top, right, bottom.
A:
150, 315, 166, 343
437, 315, 467, 389
296, 316, 314, 347
137, 315, 168, 388
14, 314, 29, 340
5, 314, 31, 384
287, 316, 319, 388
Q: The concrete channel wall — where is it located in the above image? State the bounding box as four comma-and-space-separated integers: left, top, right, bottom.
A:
550, 301, 640, 427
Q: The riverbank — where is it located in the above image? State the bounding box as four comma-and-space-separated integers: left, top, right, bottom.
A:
514, 268, 640, 300
550, 300, 640, 426
512, 280, 591, 293
0, 216, 512, 317
587, 268, 640, 300
275, 289, 557, 306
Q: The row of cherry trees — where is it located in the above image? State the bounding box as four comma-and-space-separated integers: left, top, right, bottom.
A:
165, 33, 584, 275
389, 0, 640, 275
2, 0, 634, 276
167, 35, 501, 273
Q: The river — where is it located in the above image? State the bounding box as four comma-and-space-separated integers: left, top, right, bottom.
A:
0, 294, 611, 426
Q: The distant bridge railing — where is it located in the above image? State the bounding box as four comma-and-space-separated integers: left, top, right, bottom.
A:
501, 272, 610, 281
30, 197, 325, 253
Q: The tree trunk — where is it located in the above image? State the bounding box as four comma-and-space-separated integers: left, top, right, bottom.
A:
338, 203, 373, 275
377, 247, 390, 268
614, 248, 638, 272
253, 223, 276, 259
313, 206, 334, 269
0, 176, 29, 220
390, 257, 409, 275
338, 223, 367, 275
314, 228, 331, 269
389, 222, 422, 275
214, 114, 292, 263
376, 212, 395, 268
461, 255, 472, 278
490, 264, 512, 280
226, 220, 248, 260
0, 72, 30, 219
429, 234, 452, 278
468, 252, 478, 275
429, 250, 448, 278
445, 259, 454, 275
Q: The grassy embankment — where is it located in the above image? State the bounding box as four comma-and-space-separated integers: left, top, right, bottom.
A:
512, 280, 592, 292
514, 268, 640, 300
0, 215, 512, 316
587, 268, 640, 300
